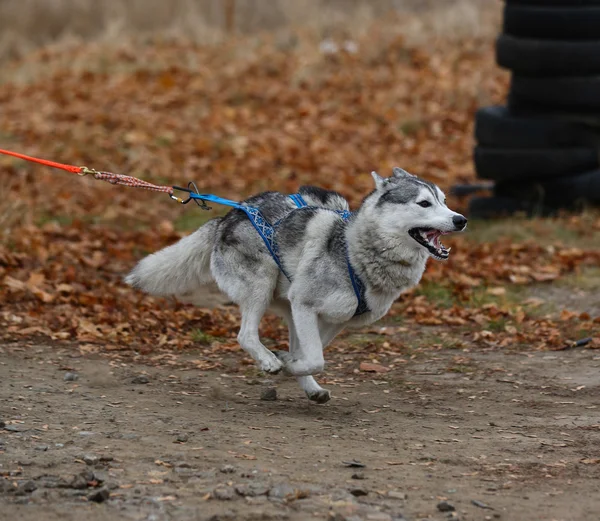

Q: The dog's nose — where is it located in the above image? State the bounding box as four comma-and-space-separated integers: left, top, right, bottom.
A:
453, 215, 467, 230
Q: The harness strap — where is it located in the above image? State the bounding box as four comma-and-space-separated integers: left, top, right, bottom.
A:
346, 252, 369, 316
187, 193, 245, 209
288, 193, 308, 208
242, 206, 291, 280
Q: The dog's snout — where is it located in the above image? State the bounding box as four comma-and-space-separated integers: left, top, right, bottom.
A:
452, 215, 467, 230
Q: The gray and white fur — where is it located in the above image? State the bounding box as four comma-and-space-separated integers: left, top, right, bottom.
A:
126, 168, 467, 403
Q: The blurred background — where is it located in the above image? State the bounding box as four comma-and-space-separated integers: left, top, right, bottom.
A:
0, 0, 494, 59
0, 0, 501, 229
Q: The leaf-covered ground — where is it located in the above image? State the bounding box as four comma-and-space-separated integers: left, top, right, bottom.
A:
1, 25, 599, 371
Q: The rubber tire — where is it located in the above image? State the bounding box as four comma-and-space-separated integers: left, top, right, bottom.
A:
475, 106, 600, 148
504, 5, 600, 40
497, 35, 600, 76
506, 0, 600, 6
508, 92, 600, 126
474, 146, 600, 181
511, 76, 600, 111
468, 196, 544, 219
495, 169, 600, 206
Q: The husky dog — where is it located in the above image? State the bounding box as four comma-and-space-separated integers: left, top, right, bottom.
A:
126, 168, 467, 403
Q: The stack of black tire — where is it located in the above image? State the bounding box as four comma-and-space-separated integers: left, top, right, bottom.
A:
470, 0, 600, 218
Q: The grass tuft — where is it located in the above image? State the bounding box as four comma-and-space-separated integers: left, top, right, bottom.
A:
190, 328, 220, 345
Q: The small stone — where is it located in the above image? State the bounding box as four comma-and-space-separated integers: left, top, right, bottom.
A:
132, 375, 150, 384
351, 472, 365, 480
235, 482, 270, 497
78, 431, 95, 437
83, 454, 99, 465
437, 501, 456, 512
4, 425, 23, 432
176, 433, 189, 443
213, 486, 234, 500
38, 475, 69, 489
330, 488, 357, 501
92, 471, 107, 484
16, 481, 37, 495
55, 443, 64, 448
34, 444, 49, 451
220, 464, 236, 474
260, 388, 278, 401
268, 483, 295, 499
342, 460, 366, 468
387, 490, 407, 500
349, 487, 368, 497
88, 487, 110, 503
64, 372, 78, 382
471, 499, 494, 510
0, 420, 5, 428
70, 471, 94, 489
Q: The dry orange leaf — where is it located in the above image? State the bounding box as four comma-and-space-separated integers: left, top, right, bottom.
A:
359, 362, 390, 373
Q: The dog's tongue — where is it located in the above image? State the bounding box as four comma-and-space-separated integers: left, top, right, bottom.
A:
425, 230, 440, 246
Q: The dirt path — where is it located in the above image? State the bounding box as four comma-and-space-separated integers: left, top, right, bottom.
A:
2, 343, 600, 521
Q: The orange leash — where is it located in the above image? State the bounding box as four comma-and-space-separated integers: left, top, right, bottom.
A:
0, 147, 178, 197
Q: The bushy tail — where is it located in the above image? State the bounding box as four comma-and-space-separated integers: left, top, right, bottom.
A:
125, 218, 220, 297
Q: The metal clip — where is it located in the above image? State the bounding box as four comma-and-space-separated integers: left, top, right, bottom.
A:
78, 166, 99, 177
169, 194, 185, 204
171, 182, 211, 210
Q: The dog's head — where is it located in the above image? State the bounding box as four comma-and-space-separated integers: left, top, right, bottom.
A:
365, 167, 467, 261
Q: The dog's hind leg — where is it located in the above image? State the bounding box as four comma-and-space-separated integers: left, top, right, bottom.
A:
211, 230, 283, 374
237, 300, 283, 375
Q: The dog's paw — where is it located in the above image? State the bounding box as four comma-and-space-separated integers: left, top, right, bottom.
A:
270, 350, 292, 371
306, 389, 331, 404
258, 353, 283, 374
271, 350, 293, 364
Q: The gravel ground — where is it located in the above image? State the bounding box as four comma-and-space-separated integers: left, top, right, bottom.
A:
2, 343, 600, 521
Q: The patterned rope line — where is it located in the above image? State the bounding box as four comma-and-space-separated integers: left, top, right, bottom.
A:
92, 171, 174, 194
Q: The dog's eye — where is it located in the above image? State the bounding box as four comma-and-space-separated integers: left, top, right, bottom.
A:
417, 201, 431, 208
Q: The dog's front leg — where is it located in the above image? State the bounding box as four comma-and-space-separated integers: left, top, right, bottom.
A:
275, 305, 324, 377
287, 322, 331, 403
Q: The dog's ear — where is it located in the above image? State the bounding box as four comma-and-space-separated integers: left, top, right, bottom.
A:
371, 171, 385, 190
392, 167, 412, 178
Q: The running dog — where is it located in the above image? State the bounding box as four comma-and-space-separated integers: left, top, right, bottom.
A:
126, 168, 467, 403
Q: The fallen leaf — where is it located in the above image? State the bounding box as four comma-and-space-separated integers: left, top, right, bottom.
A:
359, 362, 390, 373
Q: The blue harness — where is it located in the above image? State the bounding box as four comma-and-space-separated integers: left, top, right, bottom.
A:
187, 192, 369, 317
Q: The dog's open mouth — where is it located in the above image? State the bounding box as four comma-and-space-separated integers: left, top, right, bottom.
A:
408, 228, 452, 260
